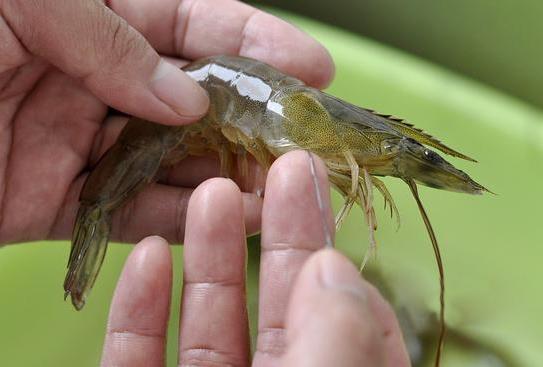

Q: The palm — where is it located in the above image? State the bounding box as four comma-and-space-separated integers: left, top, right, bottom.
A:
0, 60, 107, 244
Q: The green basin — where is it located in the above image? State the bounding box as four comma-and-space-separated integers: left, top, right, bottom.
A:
1, 11, 541, 367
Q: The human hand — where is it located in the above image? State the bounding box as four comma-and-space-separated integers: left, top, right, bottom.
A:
0, 0, 334, 245
101, 151, 410, 367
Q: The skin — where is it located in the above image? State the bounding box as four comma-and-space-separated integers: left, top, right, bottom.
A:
0, 1, 410, 365
102, 151, 411, 367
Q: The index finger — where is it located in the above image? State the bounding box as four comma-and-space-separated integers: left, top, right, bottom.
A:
108, 0, 334, 88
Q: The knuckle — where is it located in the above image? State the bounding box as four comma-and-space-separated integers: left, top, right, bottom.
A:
108, 328, 164, 340
256, 327, 287, 357
1, 0, 43, 53
96, 12, 147, 71
179, 348, 246, 367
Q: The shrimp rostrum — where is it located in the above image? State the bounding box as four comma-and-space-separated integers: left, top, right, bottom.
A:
65, 55, 488, 364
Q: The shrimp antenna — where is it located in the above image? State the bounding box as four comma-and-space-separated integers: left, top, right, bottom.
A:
405, 179, 445, 367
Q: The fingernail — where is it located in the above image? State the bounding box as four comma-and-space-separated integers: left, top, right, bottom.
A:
319, 250, 367, 301
150, 60, 209, 120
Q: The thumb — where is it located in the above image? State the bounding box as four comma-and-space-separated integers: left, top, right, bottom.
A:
2, 0, 208, 125
282, 249, 410, 367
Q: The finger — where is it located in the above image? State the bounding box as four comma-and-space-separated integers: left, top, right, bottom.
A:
282, 249, 410, 367
49, 177, 262, 242
89, 114, 130, 165
0, 13, 30, 72
179, 178, 250, 367
161, 154, 267, 194
110, 178, 261, 240
108, 0, 334, 88
2, 0, 208, 125
254, 151, 334, 366
101, 236, 172, 367
160, 155, 224, 188
365, 283, 412, 366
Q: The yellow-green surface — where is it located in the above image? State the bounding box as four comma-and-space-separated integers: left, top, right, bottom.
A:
1, 12, 542, 367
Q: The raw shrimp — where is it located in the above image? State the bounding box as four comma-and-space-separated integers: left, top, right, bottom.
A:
64, 55, 488, 366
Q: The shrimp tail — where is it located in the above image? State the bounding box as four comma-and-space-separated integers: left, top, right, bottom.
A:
359, 167, 376, 271
64, 118, 179, 310
405, 178, 446, 367
64, 205, 111, 310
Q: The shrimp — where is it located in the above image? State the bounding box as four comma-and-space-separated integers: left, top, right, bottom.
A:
64, 55, 488, 366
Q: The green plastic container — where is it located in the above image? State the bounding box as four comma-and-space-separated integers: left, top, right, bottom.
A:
1, 11, 541, 367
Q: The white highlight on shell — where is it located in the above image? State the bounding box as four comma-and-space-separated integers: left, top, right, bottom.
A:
235, 74, 272, 102
266, 100, 284, 115
185, 64, 211, 82
210, 64, 272, 102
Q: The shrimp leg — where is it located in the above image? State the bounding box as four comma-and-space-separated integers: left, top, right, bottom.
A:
343, 150, 378, 270
359, 167, 376, 270
344, 150, 360, 200
333, 151, 359, 229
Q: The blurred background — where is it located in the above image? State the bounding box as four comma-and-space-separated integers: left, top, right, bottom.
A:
255, 0, 543, 109
1, 1, 542, 366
